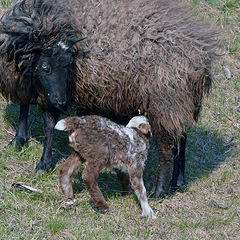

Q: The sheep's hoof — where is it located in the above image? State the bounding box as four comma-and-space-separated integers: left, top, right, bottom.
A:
170, 184, 187, 193
35, 159, 55, 174
122, 191, 130, 196
9, 136, 28, 150
33, 169, 45, 178
150, 191, 166, 200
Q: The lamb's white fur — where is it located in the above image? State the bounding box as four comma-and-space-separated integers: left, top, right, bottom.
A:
55, 119, 66, 130
126, 116, 148, 128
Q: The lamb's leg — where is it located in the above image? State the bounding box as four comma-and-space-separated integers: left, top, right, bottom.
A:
35, 108, 60, 173
82, 164, 109, 211
59, 151, 82, 204
9, 104, 29, 150
128, 165, 156, 219
115, 169, 130, 195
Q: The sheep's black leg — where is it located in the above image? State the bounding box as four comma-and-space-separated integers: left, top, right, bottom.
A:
149, 123, 175, 198
170, 132, 187, 191
35, 108, 60, 173
177, 132, 187, 186
154, 141, 174, 198
170, 146, 180, 191
9, 104, 29, 150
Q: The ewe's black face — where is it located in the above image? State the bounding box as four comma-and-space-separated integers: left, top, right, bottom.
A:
34, 41, 73, 111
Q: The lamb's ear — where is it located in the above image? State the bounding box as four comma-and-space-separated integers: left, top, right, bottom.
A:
55, 119, 66, 131
138, 123, 151, 135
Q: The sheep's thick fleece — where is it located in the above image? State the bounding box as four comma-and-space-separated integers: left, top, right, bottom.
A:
0, 0, 218, 195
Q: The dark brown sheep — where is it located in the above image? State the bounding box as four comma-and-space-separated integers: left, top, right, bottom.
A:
0, 0, 218, 197
55, 115, 156, 219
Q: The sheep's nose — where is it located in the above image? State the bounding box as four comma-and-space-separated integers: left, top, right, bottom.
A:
57, 100, 66, 105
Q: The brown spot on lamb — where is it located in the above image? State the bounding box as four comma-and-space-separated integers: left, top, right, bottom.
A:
55, 115, 156, 219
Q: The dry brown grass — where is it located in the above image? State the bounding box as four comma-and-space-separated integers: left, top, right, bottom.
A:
0, 0, 239, 239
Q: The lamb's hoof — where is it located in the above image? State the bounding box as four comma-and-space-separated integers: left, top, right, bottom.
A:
64, 199, 78, 206
60, 199, 78, 208
98, 208, 109, 214
96, 204, 109, 214
141, 211, 157, 220
9, 136, 28, 150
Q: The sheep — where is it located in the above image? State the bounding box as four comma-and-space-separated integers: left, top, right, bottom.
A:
0, 0, 84, 171
55, 115, 156, 219
0, 0, 218, 197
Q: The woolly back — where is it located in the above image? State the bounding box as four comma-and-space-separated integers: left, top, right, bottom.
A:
0, 0, 218, 139
70, 0, 218, 139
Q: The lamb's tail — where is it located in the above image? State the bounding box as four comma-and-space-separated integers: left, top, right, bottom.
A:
55, 117, 86, 131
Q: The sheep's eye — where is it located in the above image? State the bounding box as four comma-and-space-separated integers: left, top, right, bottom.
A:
42, 63, 50, 71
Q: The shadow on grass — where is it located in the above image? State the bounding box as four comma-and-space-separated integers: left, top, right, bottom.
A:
143, 126, 233, 197
3, 103, 234, 201
3, 103, 72, 167
72, 126, 233, 206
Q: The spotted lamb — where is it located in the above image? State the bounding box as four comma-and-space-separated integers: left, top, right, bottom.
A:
55, 115, 156, 219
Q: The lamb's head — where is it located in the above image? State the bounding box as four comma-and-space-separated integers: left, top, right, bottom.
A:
126, 116, 151, 135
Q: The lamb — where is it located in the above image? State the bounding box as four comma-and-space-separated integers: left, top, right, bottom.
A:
0, 0, 218, 197
55, 115, 156, 219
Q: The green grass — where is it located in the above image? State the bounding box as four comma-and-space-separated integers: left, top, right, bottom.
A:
0, 0, 240, 239
0, 0, 14, 9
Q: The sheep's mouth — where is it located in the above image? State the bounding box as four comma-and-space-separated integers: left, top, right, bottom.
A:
54, 104, 68, 115
48, 101, 68, 115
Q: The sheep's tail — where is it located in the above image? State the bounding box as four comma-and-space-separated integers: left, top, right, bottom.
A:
55, 117, 86, 131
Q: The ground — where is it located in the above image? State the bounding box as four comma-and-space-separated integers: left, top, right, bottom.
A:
0, 0, 239, 239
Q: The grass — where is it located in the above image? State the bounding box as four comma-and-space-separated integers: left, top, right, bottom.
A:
0, 0, 14, 9
0, 0, 240, 239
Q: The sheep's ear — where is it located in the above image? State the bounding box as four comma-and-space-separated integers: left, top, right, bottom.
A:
68, 37, 86, 47
138, 123, 151, 135
25, 45, 42, 54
